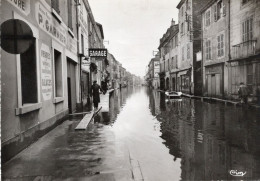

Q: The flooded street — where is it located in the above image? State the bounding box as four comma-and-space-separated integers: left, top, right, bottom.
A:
3, 87, 260, 181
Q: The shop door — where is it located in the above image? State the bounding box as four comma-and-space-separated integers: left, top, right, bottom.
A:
67, 77, 72, 114
207, 74, 221, 97
67, 58, 77, 113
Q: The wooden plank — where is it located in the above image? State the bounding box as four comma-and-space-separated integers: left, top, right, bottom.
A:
75, 111, 94, 130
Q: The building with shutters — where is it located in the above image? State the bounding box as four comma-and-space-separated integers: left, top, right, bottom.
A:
0, 0, 99, 162
200, 0, 229, 98
227, 0, 260, 101
177, 0, 207, 95
158, 19, 179, 91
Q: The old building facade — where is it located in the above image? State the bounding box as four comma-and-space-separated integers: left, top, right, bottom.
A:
228, 0, 260, 101
158, 20, 179, 91
177, 0, 206, 95
1, 0, 80, 162
201, 0, 230, 98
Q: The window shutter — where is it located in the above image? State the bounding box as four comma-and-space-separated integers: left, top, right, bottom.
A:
214, 5, 217, 21
223, 4, 226, 16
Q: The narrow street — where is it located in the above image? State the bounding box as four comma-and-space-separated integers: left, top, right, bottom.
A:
2, 87, 260, 181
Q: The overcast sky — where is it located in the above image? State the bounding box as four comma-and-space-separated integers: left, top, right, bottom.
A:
88, 0, 179, 77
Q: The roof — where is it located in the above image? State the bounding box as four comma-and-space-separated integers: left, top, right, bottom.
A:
158, 24, 179, 49
176, 0, 185, 9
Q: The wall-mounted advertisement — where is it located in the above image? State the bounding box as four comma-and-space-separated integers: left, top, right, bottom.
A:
40, 43, 52, 101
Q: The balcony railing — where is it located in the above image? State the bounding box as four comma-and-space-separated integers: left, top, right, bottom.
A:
231, 40, 257, 60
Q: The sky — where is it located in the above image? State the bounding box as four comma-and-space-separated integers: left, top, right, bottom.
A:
88, 0, 179, 77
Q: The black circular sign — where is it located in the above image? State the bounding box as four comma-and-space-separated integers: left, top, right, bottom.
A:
1, 19, 34, 54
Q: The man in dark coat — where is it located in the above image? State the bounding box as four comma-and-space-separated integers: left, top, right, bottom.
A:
238, 82, 249, 104
91, 81, 103, 110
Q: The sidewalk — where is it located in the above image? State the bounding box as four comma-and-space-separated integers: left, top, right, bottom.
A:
75, 89, 114, 130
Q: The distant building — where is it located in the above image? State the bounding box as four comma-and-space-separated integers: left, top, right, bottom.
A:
158, 19, 179, 91
147, 54, 160, 89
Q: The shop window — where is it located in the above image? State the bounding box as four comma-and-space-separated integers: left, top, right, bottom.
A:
51, 0, 60, 14
242, 16, 253, 42
21, 39, 38, 105
54, 50, 63, 97
217, 34, 224, 57
247, 64, 253, 92
206, 40, 211, 60
67, 0, 73, 29
205, 10, 211, 27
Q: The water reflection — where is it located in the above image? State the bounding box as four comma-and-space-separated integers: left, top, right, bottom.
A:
94, 87, 137, 125
148, 89, 260, 180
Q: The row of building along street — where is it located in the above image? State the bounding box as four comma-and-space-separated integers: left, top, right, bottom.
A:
0, 0, 142, 163
145, 0, 260, 104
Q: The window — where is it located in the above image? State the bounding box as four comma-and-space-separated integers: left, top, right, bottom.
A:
187, 44, 190, 59
21, 39, 38, 104
242, 0, 251, 5
217, 34, 224, 57
171, 57, 174, 69
186, 0, 190, 10
175, 55, 178, 68
182, 47, 185, 61
51, 0, 60, 14
214, 0, 224, 21
54, 50, 63, 97
242, 16, 253, 42
175, 36, 178, 47
205, 40, 211, 60
205, 10, 211, 27
67, 0, 72, 29
181, 23, 184, 34
81, 34, 84, 54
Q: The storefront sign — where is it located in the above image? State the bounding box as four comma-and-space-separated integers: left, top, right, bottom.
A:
40, 43, 52, 100
6, 0, 30, 15
89, 48, 107, 57
36, 2, 66, 45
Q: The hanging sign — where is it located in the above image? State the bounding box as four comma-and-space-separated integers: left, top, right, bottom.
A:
40, 43, 52, 100
89, 48, 107, 58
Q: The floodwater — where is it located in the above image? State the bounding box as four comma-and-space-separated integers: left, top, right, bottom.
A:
2, 87, 260, 181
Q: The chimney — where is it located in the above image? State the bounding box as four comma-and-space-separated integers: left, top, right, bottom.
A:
171, 19, 175, 26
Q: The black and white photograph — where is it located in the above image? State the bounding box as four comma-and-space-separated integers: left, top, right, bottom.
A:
1, 0, 260, 180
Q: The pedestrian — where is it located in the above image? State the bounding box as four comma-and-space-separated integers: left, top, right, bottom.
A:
91, 81, 103, 110
238, 82, 249, 104
101, 80, 108, 94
